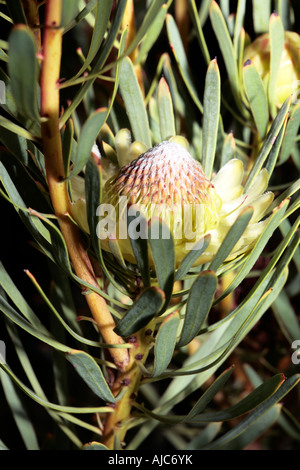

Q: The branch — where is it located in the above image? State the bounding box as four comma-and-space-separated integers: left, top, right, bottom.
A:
40, 0, 129, 371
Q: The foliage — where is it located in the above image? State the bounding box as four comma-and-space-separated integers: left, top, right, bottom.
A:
0, 0, 299, 451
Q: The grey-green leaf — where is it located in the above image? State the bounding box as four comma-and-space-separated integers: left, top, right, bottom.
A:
127, 208, 151, 288
166, 14, 203, 113
252, 0, 271, 33
74, 0, 113, 77
68, 108, 107, 179
243, 60, 269, 139
202, 59, 220, 177
119, 57, 152, 148
178, 271, 218, 347
209, 207, 254, 272
279, 103, 300, 165
61, 0, 80, 28
66, 350, 115, 403
148, 218, 175, 310
209, 1, 240, 109
0, 369, 40, 450
135, 4, 168, 65
114, 287, 165, 337
244, 96, 290, 189
8, 25, 40, 122
175, 234, 211, 281
157, 77, 176, 140
153, 311, 180, 377
268, 13, 285, 117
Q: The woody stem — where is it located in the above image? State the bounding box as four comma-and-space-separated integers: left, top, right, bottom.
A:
40, 0, 128, 370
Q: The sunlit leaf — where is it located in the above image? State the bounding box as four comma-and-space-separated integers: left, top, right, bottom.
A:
118, 57, 152, 148
202, 59, 220, 177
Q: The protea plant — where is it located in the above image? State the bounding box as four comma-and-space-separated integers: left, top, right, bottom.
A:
0, 0, 299, 452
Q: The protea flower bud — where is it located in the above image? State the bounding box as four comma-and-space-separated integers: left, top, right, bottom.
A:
244, 31, 300, 107
97, 141, 274, 268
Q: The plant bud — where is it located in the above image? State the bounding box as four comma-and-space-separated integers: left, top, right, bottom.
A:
244, 32, 300, 107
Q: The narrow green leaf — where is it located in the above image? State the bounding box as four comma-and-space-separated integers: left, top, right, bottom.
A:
5, 324, 83, 448
202, 59, 220, 177
0, 126, 45, 177
8, 25, 40, 122
209, 1, 240, 108
186, 422, 222, 450
119, 56, 151, 148
60, 0, 127, 127
209, 207, 253, 272
135, 4, 168, 65
134, 372, 284, 426
0, 48, 8, 62
213, 405, 281, 449
243, 60, 269, 139
244, 97, 290, 190
0, 294, 70, 353
187, 366, 235, 419
125, 0, 166, 58
153, 311, 180, 377
114, 287, 165, 337
107, 28, 127, 117
0, 115, 39, 142
269, 13, 285, 117
74, 0, 113, 77
178, 271, 218, 347
265, 114, 288, 176
203, 374, 300, 450
127, 209, 151, 288
62, 118, 75, 177
220, 132, 236, 167
0, 369, 40, 450
25, 269, 106, 349
215, 199, 290, 302
66, 350, 115, 403
279, 103, 300, 165
68, 108, 107, 179
0, 262, 46, 332
85, 156, 102, 251
85, 157, 132, 296
0, 363, 114, 415
0, 440, 9, 450
63, 0, 97, 34
157, 77, 176, 140
252, 0, 271, 33
166, 14, 203, 114
188, 0, 210, 65
175, 234, 211, 281
190, 373, 284, 423
233, 0, 246, 57
148, 218, 175, 309
272, 290, 300, 342
61, 0, 80, 27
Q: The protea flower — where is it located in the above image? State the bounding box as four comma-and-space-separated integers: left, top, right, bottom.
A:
73, 139, 274, 269
243, 31, 300, 107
